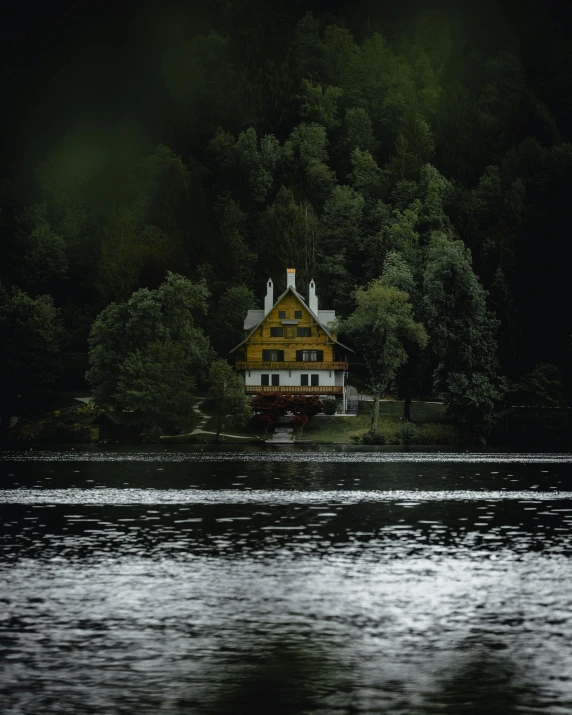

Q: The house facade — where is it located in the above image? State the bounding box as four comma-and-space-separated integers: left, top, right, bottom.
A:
230, 269, 353, 410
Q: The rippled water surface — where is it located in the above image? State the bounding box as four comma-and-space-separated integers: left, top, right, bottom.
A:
1, 446, 572, 714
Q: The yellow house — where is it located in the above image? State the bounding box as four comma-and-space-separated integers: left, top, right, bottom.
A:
230, 268, 353, 409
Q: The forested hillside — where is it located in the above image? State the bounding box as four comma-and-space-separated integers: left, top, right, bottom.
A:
1, 0, 571, 429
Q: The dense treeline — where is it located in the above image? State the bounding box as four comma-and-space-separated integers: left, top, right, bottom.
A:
1, 0, 571, 435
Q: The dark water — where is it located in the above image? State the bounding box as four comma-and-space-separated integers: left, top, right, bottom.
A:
1, 446, 572, 714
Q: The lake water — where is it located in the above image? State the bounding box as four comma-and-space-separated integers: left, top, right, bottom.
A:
1, 446, 572, 714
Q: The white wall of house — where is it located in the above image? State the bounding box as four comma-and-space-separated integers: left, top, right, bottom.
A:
244, 369, 339, 387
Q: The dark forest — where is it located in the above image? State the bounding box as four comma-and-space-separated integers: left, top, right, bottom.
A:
1, 0, 571, 441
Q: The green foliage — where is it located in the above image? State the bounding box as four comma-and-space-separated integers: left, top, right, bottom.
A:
96, 206, 143, 305
339, 281, 427, 431
284, 122, 330, 167
319, 24, 357, 87
0, 283, 66, 401
34, 162, 89, 245
423, 236, 505, 437
341, 282, 427, 393
388, 201, 422, 267
386, 115, 435, 183
321, 185, 364, 250
319, 185, 365, 310
15, 404, 100, 443
134, 145, 191, 235
283, 122, 336, 206
391, 180, 419, 212
212, 194, 255, 286
115, 341, 196, 430
352, 422, 462, 445
443, 372, 507, 440
346, 33, 415, 135
417, 164, 453, 231
212, 127, 285, 204
4, 3, 571, 444
210, 285, 256, 356
478, 52, 525, 141
257, 187, 320, 284
321, 398, 338, 415
344, 108, 379, 154
348, 149, 384, 201
293, 12, 322, 79
380, 251, 415, 294
514, 363, 566, 408
207, 359, 252, 441
423, 236, 499, 380
297, 79, 343, 130
13, 203, 68, 291
86, 273, 213, 427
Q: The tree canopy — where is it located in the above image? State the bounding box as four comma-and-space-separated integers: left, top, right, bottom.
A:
338, 280, 427, 431
86, 272, 213, 434
2, 1, 571, 440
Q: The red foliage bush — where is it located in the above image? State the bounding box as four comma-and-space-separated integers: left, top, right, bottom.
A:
250, 394, 325, 434
289, 395, 325, 418
290, 414, 309, 434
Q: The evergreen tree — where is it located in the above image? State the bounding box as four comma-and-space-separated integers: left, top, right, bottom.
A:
319, 185, 364, 311
210, 285, 256, 356
423, 236, 505, 439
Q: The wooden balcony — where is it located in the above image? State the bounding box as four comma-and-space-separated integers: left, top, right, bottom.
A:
245, 386, 343, 395
236, 361, 348, 371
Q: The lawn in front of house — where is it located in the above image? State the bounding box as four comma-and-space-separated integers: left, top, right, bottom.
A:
181, 398, 452, 444
302, 400, 454, 444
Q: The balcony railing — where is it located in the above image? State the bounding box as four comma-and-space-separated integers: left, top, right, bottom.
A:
236, 361, 348, 371
245, 386, 343, 395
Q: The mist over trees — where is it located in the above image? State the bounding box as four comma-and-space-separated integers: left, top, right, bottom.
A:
1, 0, 571, 435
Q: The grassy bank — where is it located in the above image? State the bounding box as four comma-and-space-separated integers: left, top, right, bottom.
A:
3, 394, 569, 448
302, 401, 461, 445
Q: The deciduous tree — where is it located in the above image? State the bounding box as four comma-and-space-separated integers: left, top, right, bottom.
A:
86, 273, 213, 432
207, 359, 252, 442
338, 281, 427, 432
0, 283, 65, 406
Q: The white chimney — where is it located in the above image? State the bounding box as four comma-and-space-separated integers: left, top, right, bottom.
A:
286, 268, 296, 290
264, 278, 274, 315
309, 278, 318, 314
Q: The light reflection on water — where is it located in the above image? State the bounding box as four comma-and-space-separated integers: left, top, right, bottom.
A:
2, 449, 572, 463
1, 487, 571, 504
1, 449, 572, 714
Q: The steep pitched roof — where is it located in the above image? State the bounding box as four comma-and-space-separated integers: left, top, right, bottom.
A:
244, 310, 264, 331
231, 285, 354, 353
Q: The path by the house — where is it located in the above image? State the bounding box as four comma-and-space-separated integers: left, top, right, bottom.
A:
164, 399, 253, 440
265, 415, 295, 444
